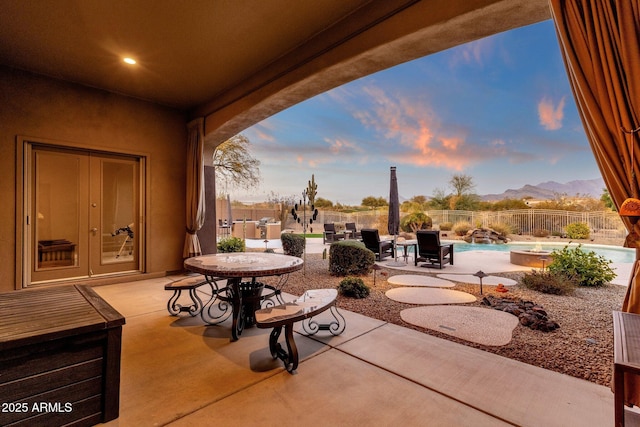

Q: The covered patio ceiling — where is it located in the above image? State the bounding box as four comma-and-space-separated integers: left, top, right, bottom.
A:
0, 0, 550, 149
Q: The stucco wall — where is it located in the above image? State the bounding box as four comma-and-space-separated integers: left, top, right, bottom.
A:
0, 66, 188, 291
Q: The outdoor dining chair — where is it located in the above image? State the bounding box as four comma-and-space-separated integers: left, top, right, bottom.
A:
323, 223, 345, 244
416, 230, 453, 268
345, 222, 361, 239
361, 229, 394, 261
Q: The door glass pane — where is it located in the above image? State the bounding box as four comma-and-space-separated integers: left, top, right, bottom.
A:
35, 152, 79, 269
101, 161, 135, 264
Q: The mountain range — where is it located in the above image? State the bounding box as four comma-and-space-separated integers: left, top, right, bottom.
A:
481, 178, 606, 201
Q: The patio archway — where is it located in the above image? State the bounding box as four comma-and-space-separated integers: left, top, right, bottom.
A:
197, 0, 551, 156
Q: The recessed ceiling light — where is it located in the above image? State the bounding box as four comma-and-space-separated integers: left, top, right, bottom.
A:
123, 57, 136, 65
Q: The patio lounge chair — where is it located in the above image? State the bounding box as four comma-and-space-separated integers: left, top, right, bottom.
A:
323, 223, 345, 244
345, 222, 361, 239
416, 230, 453, 269
361, 229, 394, 261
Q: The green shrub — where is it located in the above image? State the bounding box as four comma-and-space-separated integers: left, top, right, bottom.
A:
439, 222, 453, 231
329, 241, 375, 276
453, 221, 472, 236
548, 244, 615, 287
281, 233, 305, 257
400, 212, 432, 232
532, 228, 550, 238
217, 236, 245, 253
337, 276, 370, 298
519, 270, 577, 295
565, 222, 590, 239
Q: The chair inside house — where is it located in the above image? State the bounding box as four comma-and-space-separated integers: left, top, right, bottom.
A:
218, 219, 231, 237
416, 230, 454, 269
323, 223, 345, 244
345, 222, 361, 239
361, 229, 394, 261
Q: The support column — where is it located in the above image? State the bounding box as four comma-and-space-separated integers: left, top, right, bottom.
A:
199, 165, 218, 254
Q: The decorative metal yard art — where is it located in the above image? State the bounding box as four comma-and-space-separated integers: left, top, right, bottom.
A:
291, 186, 318, 274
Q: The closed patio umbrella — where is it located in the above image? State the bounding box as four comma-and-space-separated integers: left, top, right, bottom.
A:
387, 166, 403, 265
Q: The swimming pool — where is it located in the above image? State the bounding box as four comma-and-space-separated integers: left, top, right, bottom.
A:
443, 241, 636, 264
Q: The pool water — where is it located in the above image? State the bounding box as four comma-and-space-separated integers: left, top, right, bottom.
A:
442, 241, 636, 264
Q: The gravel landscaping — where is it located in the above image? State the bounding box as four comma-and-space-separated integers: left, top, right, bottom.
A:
275, 253, 627, 388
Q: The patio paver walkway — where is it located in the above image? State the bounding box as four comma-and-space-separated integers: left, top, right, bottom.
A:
385, 287, 477, 305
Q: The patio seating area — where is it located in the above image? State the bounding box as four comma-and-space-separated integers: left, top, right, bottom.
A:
85, 238, 624, 426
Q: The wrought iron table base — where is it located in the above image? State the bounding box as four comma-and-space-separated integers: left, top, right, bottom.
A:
165, 278, 211, 317
269, 324, 298, 372
256, 289, 344, 373
200, 275, 289, 341
301, 306, 346, 336
166, 288, 204, 316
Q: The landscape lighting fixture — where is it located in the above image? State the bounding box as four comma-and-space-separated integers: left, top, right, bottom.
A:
473, 270, 488, 295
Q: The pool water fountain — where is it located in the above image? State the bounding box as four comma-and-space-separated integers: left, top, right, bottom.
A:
464, 228, 509, 244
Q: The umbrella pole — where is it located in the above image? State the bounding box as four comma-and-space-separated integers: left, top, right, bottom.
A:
394, 234, 398, 262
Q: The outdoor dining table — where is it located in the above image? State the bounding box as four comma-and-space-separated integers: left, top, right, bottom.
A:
184, 252, 303, 341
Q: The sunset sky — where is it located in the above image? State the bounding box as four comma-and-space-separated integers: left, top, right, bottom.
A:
236, 19, 602, 206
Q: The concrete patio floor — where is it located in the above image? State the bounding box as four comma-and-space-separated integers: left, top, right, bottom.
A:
92, 265, 616, 426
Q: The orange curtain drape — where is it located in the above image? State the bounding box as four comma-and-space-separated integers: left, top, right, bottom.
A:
183, 118, 206, 258
550, 0, 640, 405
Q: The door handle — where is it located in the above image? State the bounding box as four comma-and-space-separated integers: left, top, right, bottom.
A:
91, 227, 98, 236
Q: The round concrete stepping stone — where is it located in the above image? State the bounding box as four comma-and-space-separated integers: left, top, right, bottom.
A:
400, 305, 519, 346
385, 287, 476, 305
437, 274, 517, 286
387, 274, 455, 288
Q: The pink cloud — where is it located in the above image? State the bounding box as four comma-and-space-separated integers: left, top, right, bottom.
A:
351, 86, 476, 169
328, 84, 538, 170
324, 137, 363, 155
538, 96, 566, 130
249, 120, 277, 142
450, 38, 494, 68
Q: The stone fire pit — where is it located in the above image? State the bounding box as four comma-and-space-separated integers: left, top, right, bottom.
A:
510, 249, 552, 268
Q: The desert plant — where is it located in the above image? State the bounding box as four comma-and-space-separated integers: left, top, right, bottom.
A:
489, 222, 512, 236
532, 228, 550, 238
373, 213, 389, 234
337, 276, 370, 298
548, 244, 615, 287
565, 222, 590, 239
519, 270, 577, 295
329, 241, 375, 276
400, 212, 432, 232
280, 233, 305, 257
439, 222, 453, 231
217, 236, 245, 253
453, 221, 472, 236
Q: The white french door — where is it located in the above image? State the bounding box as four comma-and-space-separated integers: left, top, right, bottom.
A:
27, 146, 142, 284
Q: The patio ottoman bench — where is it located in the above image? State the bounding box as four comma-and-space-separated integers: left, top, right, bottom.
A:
255, 289, 345, 373
164, 275, 210, 316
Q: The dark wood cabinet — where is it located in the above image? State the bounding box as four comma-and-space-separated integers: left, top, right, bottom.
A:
0, 285, 125, 426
